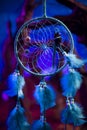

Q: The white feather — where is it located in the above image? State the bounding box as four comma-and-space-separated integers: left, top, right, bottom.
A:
64, 52, 87, 68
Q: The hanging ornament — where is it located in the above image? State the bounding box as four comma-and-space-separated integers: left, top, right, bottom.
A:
30, 115, 52, 130
13, 0, 86, 129
34, 81, 56, 113
4, 70, 25, 98
64, 52, 87, 68
60, 68, 82, 97
61, 98, 72, 124
70, 98, 86, 126
7, 103, 30, 130
61, 98, 86, 126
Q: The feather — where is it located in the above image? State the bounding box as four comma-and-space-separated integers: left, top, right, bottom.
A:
61, 100, 86, 126
61, 104, 73, 124
64, 52, 87, 68
4, 71, 25, 98
60, 69, 82, 97
30, 119, 52, 130
7, 105, 30, 130
34, 81, 56, 112
70, 99, 86, 126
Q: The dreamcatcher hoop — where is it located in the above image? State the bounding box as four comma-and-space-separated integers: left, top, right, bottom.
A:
14, 1, 74, 77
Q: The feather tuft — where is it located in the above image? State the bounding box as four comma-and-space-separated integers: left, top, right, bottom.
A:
34, 81, 56, 112
7, 105, 30, 130
30, 117, 52, 130
64, 52, 87, 68
4, 71, 25, 98
60, 69, 82, 97
70, 99, 86, 126
61, 99, 86, 126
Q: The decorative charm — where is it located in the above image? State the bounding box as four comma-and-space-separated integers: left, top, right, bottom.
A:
34, 81, 56, 113
60, 52, 87, 127
30, 115, 52, 130
61, 68, 82, 97
61, 98, 86, 126
7, 103, 30, 130
5, 0, 86, 129
4, 70, 25, 98
64, 52, 87, 68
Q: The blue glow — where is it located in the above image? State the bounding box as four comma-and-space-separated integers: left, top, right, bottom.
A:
33, 0, 72, 17
73, 34, 87, 59
37, 47, 59, 74
0, 0, 24, 80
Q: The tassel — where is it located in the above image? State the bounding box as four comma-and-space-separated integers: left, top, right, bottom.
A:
61, 99, 73, 124
7, 104, 30, 130
61, 98, 86, 126
60, 69, 82, 97
30, 116, 52, 130
34, 81, 56, 112
4, 70, 25, 98
64, 52, 87, 68
70, 98, 86, 126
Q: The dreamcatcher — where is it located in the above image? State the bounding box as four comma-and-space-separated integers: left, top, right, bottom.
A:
5, 0, 87, 130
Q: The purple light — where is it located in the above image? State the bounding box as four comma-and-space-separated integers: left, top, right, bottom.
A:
37, 47, 59, 74
2, 93, 9, 101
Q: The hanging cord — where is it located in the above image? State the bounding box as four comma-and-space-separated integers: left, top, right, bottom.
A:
53, 30, 62, 68
16, 69, 22, 130
43, 81, 46, 130
64, 124, 67, 130
64, 98, 75, 130
16, 69, 21, 113
70, 98, 75, 130
40, 78, 46, 130
64, 98, 70, 130
43, 0, 47, 17
16, 76, 21, 130
16, 102, 21, 130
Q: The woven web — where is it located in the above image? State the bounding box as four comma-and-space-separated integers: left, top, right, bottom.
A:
16, 18, 73, 75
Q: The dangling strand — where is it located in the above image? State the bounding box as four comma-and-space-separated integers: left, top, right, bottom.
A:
43, 0, 47, 17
